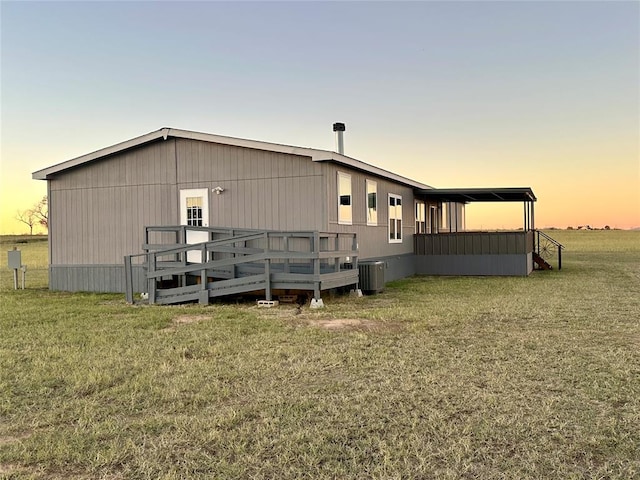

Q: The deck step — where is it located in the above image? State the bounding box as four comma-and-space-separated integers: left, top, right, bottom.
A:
532, 252, 553, 270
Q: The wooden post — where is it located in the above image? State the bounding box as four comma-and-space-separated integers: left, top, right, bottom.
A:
148, 254, 156, 304
265, 258, 272, 301
200, 244, 207, 290
313, 231, 320, 299
283, 236, 290, 273
124, 255, 133, 304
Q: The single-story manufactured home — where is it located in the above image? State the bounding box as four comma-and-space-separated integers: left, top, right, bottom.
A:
33, 126, 562, 304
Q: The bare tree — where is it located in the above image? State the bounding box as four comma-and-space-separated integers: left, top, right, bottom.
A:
16, 209, 36, 235
15, 196, 48, 235
32, 196, 48, 230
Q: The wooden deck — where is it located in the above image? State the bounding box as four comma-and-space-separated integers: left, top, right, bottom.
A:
125, 226, 359, 305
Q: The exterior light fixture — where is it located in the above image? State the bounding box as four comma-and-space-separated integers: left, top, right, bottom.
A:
212, 186, 225, 195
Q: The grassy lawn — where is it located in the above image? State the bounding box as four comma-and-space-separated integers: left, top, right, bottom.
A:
1, 231, 638, 479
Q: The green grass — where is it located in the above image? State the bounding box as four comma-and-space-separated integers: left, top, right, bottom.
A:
1, 231, 639, 479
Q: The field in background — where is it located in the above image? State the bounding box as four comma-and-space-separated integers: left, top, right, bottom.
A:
1, 231, 639, 478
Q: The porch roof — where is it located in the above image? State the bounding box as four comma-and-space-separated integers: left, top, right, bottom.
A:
416, 187, 536, 203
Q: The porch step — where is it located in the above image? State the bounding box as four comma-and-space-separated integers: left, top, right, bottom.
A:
532, 252, 553, 270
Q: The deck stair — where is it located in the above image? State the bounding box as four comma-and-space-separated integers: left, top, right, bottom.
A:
533, 230, 565, 271
532, 252, 553, 270
125, 226, 359, 305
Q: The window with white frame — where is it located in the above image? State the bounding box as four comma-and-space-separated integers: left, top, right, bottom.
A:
388, 194, 402, 243
186, 197, 204, 227
337, 172, 352, 225
366, 179, 377, 226
415, 200, 426, 233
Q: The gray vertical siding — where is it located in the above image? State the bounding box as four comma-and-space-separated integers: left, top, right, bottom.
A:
413, 232, 534, 276
415, 254, 532, 276
414, 231, 533, 256
175, 139, 325, 231
46, 137, 330, 292
323, 162, 415, 260
49, 139, 178, 268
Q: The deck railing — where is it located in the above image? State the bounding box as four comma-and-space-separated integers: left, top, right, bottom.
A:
125, 227, 359, 304
534, 229, 565, 270
414, 230, 534, 256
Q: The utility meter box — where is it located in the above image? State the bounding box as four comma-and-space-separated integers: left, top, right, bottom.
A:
8, 250, 22, 269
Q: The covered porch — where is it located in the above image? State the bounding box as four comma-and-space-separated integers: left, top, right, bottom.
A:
413, 187, 561, 276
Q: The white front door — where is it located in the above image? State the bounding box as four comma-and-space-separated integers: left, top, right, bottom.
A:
180, 189, 209, 262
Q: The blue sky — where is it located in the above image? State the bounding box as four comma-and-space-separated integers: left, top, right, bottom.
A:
1, 1, 638, 232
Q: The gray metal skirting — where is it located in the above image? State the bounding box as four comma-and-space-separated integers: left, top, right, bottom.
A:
50, 265, 146, 293
414, 253, 533, 276
359, 254, 417, 282
50, 253, 532, 294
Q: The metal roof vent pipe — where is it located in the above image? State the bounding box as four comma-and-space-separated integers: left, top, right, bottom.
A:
333, 122, 346, 155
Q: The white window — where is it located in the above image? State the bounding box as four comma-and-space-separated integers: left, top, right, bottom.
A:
338, 172, 352, 225
415, 201, 426, 234
186, 197, 204, 226
388, 194, 402, 243
366, 179, 377, 226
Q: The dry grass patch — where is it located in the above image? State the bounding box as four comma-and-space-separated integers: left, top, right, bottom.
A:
254, 303, 402, 332
305, 317, 378, 330
160, 314, 212, 332
172, 314, 210, 325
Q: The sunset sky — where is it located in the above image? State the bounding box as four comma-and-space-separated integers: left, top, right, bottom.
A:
1, 1, 638, 234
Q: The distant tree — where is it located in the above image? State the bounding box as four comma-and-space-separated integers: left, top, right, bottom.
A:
567, 226, 574, 230
604, 225, 611, 230
32, 196, 48, 230
15, 209, 36, 235
15, 196, 48, 234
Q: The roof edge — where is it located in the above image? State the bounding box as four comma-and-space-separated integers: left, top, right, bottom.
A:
32, 128, 168, 180
31, 127, 432, 189
416, 187, 537, 202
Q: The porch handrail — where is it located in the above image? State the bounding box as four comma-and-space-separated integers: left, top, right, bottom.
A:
126, 228, 359, 304
534, 229, 565, 270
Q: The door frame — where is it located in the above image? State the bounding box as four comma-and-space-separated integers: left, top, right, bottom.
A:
179, 188, 210, 263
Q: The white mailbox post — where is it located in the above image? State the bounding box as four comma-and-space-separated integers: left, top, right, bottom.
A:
7, 248, 26, 290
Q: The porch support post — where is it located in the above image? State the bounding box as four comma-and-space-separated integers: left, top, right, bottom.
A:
531, 200, 535, 231
313, 231, 321, 300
